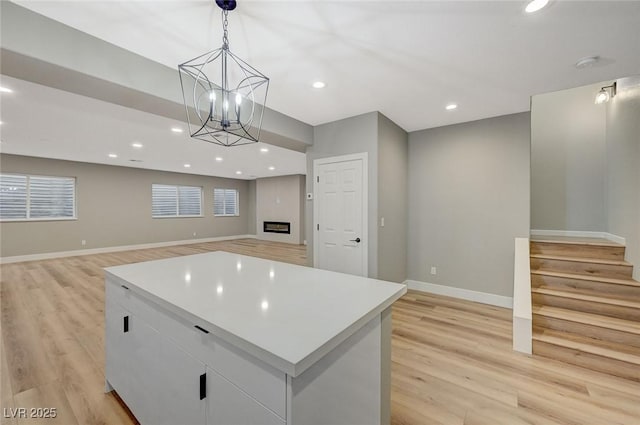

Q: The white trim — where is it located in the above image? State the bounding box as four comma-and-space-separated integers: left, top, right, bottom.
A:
313, 152, 368, 277
530, 229, 626, 245
404, 279, 513, 309
513, 237, 532, 355
0, 234, 257, 264
603, 233, 626, 245
513, 317, 532, 356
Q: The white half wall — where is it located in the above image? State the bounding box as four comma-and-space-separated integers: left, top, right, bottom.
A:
513, 237, 532, 355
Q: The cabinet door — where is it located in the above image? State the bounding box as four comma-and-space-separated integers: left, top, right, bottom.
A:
107, 303, 206, 425
206, 368, 285, 425
129, 317, 207, 425
105, 301, 134, 401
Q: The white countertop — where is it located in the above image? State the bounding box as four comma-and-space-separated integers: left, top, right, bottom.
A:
105, 251, 406, 376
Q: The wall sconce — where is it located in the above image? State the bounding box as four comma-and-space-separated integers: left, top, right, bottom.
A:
595, 82, 616, 104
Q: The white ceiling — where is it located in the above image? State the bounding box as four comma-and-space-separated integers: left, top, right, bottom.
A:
11, 0, 640, 132
2, 1, 640, 178
0, 76, 306, 179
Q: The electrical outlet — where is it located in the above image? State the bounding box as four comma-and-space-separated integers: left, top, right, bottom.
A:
81, 240, 86, 246
193, 232, 197, 237
380, 217, 385, 227
430, 266, 437, 275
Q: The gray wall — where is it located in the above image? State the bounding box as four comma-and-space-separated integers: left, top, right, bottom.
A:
407, 113, 531, 297
606, 83, 640, 280
377, 114, 408, 283
0, 154, 251, 257
256, 175, 305, 244
531, 82, 607, 231
306, 112, 379, 276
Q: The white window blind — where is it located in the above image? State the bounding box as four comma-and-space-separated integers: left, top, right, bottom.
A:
0, 173, 75, 221
152, 184, 202, 218
214, 188, 239, 216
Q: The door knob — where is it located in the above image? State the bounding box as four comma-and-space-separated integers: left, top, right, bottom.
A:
350, 237, 361, 243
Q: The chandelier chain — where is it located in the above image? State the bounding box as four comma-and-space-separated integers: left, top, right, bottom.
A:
222, 9, 229, 48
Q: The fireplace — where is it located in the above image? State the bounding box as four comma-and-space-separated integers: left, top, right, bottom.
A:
263, 221, 291, 234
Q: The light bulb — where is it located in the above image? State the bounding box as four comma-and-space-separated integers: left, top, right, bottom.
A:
525, 0, 549, 13
234, 93, 242, 123
224, 100, 229, 111
595, 89, 610, 104
209, 91, 216, 101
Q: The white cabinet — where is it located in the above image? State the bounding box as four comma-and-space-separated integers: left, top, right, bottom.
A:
106, 300, 206, 425
105, 280, 285, 425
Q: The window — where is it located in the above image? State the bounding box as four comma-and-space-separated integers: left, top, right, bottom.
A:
214, 188, 239, 216
152, 184, 202, 218
0, 173, 76, 221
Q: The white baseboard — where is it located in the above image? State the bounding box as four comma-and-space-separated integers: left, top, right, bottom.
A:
404, 280, 513, 309
530, 229, 625, 245
0, 234, 258, 264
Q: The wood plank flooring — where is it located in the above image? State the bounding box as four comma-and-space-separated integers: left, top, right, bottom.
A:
1, 239, 639, 424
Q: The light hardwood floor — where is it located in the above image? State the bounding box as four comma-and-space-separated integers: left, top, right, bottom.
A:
1, 239, 639, 424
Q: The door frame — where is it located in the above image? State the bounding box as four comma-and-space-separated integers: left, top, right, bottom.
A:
313, 152, 369, 276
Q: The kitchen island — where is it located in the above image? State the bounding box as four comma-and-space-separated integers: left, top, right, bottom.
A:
104, 251, 406, 425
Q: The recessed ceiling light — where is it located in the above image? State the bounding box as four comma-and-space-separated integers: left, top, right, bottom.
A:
268, 166, 275, 171
131, 142, 143, 149
525, 0, 549, 13
260, 147, 269, 153
108, 153, 118, 158
312, 81, 326, 89
171, 127, 183, 133
235, 171, 242, 175
0, 86, 13, 93
215, 157, 223, 162
184, 163, 191, 168
445, 103, 458, 110
575, 56, 600, 69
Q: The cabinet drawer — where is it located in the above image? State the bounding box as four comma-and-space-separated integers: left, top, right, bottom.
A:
207, 367, 285, 425
105, 277, 286, 420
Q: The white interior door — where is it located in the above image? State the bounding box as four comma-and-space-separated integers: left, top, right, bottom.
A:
314, 154, 367, 276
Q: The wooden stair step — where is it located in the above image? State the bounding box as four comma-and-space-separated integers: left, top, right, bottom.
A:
530, 236, 622, 247
530, 239, 625, 261
533, 305, 640, 334
531, 270, 640, 287
533, 305, 640, 348
532, 287, 640, 309
533, 328, 640, 365
532, 329, 640, 381
530, 255, 633, 279
530, 254, 630, 266
532, 287, 640, 320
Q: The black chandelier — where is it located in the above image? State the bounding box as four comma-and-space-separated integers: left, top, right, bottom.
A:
178, 0, 269, 147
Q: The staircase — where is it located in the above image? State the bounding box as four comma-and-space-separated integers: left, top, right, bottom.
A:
530, 236, 640, 381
